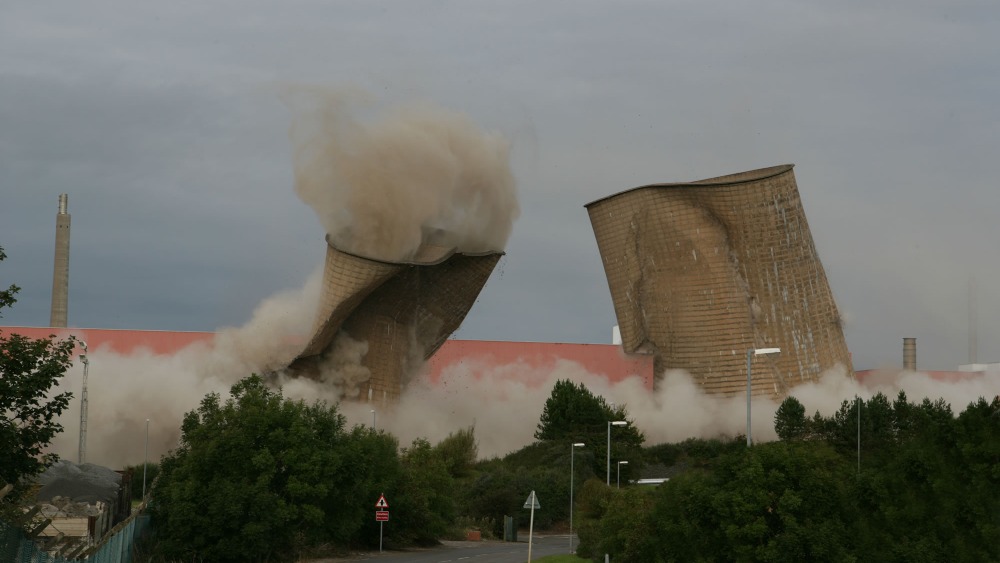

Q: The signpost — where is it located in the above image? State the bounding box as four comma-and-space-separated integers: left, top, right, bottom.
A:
375, 494, 389, 552
523, 490, 540, 562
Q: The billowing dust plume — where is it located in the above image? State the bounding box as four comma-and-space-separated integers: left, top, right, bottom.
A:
288, 360, 1000, 459
285, 88, 520, 262
46, 270, 323, 468
50, 304, 1000, 468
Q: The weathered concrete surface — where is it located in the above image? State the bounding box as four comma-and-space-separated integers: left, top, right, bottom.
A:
586, 165, 853, 398
290, 237, 501, 402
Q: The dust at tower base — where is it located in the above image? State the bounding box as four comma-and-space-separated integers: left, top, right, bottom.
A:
586, 164, 853, 398
288, 236, 501, 403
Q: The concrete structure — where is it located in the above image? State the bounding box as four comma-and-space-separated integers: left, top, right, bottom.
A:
586, 164, 853, 398
288, 237, 502, 401
0, 326, 654, 389
50, 194, 71, 328
904, 337, 917, 371
425, 339, 654, 389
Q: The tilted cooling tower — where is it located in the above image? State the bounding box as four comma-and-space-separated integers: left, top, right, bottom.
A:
586, 165, 852, 398
289, 236, 501, 402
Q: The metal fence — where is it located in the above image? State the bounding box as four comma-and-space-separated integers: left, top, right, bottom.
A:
0, 508, 149, 563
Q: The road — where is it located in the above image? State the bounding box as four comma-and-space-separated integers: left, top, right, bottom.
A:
313, 534, 577, 563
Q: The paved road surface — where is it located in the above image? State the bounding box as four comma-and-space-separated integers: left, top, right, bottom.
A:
313, 534, 577, 563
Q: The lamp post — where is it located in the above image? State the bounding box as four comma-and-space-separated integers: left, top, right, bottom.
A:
371, 409, 376, 430
78, 341, 89, 464
857, 395, 861, 475
617, 460, 629, 489
570, 442, 584, 553
143, 419, 149, 499
746, 347, 780, 447
606, 420, 627, 485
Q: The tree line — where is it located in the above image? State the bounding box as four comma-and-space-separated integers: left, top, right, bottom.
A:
575, 392, 1000, 562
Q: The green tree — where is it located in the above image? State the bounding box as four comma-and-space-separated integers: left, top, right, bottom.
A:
0, 246, 17, 312
152, 375, 395, 561
1, 245, 75, 510
534, 379, 644, 481
394, 438, 456, 545
649, 442, 857, 562
774, 396, 807, 441
434, 425, 478, 479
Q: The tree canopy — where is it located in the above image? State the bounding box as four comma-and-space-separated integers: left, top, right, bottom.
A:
0, 245, 75, 509
534, 379, 644, 481
152, 375, 394, 561
579, 391, 1000, 562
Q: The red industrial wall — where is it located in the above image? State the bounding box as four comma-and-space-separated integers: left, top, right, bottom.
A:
0, 327, 655, 390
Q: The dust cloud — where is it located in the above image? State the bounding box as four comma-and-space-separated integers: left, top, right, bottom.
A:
49, 323, 1000, 468
285, 87, 520, 262
343, 362, 1000, 459
47, 270, 323, 468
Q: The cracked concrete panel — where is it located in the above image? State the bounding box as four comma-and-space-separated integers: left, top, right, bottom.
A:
289, 237, 501, 402
586, 165, 853, 398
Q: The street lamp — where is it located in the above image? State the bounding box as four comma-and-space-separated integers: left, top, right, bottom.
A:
570, 442, 585, 553
143, 419, 149, 500
856, 395, 861, 475
78, 341, 89, 464
746, 347, 780, 447
617, 460, 629, 489
606, 420, 627, 485
371, 409, 376, 430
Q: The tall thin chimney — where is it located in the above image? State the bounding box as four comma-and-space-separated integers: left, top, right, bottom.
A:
50, 194, 71, 327
903, 337, 916, 371
969, 276, 977, 364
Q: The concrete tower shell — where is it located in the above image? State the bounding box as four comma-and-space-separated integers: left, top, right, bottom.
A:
586, 164, 852, 398
290, 236, 501, 402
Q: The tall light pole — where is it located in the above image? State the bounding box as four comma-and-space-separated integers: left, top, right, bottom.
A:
143, 419, 149, 500
570, 442, 584, 553
78, 341, 89, 464
617, 460, 629, 489
606, 420, 627, 485
856, 396, 861, 475
371, 409, 376, 430
746, 347, 780, 447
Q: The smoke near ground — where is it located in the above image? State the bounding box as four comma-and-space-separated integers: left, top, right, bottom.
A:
285, 87, 520, 262
47, 270, 323, 468
48, 312, 1000, 468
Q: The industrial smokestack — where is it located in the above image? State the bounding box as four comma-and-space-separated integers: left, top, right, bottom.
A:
903, 337, 917, 371
50, 194, 71, 328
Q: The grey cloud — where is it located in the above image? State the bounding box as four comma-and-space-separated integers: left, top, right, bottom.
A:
2, 0, 998, 371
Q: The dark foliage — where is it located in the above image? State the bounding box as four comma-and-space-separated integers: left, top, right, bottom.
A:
0, 245, 75, 511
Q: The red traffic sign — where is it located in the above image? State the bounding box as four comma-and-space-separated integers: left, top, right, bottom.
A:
375, 494, 389, 509
375, 510, 389, 522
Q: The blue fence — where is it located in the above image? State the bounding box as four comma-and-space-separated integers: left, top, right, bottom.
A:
0, 509, 149, 563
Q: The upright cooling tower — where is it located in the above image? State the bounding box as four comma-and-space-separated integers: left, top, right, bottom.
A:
586, 165, 852, 398
50, 194, 71, 328
290, 236, 501, 402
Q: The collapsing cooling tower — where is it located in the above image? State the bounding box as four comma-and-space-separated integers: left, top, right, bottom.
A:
586, 165, 852, 398
289, 236, 501, 402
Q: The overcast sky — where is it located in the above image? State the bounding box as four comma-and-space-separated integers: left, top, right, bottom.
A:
2, 0, 998, 371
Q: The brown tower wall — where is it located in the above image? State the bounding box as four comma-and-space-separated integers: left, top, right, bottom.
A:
291, 238, 501, 402
586, 165, 852, 398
